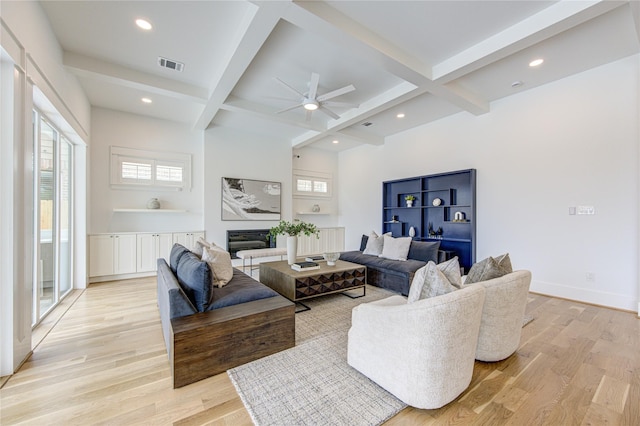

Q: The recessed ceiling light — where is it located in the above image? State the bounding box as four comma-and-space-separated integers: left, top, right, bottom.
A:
396, 113, 405, 118
141, 97, 152, 104
332, 140, 339, 144
529, 58, 544, 67
135, 19, 152, 30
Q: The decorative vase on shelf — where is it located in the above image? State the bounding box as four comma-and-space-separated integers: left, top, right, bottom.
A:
409, 226, 416, 237
406, 200, 413, 207
286, 236, 298, 265
146, 198, 160, 209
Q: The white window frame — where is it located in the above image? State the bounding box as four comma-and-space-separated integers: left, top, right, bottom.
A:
110, 146, 191, 191
293, 169, 332, 198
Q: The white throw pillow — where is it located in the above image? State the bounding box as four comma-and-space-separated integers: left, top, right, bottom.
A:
202, 245, 233, 288
192, 237, 212, 257
379, 235, 412, 261
362, 231, 390, 256
408, 261, 458, 303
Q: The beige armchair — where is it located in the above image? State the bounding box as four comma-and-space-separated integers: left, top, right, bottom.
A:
347, 285, 486, 409
471, 270, 532, 362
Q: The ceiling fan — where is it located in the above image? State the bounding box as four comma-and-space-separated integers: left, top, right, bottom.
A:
274, 72, 357, 120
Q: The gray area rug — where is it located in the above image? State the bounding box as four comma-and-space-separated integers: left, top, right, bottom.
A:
228, 285, 406, 426
228, 285, 536, 425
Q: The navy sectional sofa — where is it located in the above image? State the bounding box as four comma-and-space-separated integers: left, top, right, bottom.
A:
339, 237, 441, 295
157, 244, 295, 388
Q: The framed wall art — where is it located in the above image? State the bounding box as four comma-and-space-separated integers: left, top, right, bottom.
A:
221, 177, 281, 221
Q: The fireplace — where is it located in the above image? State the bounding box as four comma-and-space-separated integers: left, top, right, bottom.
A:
226, 229, 275, 259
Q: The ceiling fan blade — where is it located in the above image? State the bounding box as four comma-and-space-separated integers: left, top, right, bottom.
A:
317, 84, 355, 102
276, 103, 303, 114
308, 72, 320, 100
274, 77, 305, 97
318, 105, 340, 119
322, 101, 359, 108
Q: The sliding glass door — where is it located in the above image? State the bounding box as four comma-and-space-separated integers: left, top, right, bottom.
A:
33, 111, 73, 325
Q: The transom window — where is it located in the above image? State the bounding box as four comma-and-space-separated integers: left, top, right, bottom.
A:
111, 147, 191, 190
293, 169, 332, 198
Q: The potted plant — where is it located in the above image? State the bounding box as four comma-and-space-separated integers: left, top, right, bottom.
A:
270, 220, 319, 264
404, 194, 416, 207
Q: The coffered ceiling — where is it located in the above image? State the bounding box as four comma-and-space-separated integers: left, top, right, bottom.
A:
39, 0, 640, 151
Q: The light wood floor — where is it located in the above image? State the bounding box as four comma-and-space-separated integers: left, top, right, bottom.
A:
1, 277, 638, 425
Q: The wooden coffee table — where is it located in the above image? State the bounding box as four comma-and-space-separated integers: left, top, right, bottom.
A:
259, 259, 366, 312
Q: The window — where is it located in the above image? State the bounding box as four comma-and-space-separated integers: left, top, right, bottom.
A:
121, 161, 152, 181
293, 169, 332, 198
110, 146, 191, 190
33, 109, 74, 325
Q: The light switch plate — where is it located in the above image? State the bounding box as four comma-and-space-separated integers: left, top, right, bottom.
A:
577, 205, 595, 215
569, 207, 576, 215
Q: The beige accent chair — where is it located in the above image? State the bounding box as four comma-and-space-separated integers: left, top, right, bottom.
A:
470, 270, 532, 362
347, 285, 486, 409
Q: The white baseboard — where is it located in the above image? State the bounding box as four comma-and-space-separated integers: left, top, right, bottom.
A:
89, 271, 156, 283
531, 279, 638, 312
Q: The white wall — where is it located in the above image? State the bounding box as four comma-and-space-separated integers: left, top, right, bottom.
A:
0, 1, 90, 140
292, 146, 340, 229
203, 127, 292, 247
339, 55, 639, 311
89, 108, 204, 233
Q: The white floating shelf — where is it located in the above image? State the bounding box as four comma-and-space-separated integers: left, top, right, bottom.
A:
296, 212, 331, 215
113, 209, 188, 213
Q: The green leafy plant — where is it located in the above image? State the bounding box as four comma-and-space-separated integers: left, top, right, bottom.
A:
404, 195, 416, 201
269, 219, 319, 238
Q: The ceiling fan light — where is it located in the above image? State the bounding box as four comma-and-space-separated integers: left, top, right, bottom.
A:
303, 100, 319, 111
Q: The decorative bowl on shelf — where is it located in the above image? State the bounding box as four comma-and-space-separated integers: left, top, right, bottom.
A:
323, 252, 340, 266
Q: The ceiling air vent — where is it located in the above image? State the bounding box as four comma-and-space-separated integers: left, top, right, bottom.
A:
158, 56, 184, 72
361, 121, 373, 127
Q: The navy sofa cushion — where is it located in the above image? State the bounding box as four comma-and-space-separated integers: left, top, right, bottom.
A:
407, 240, 440, 262
359, 234, 369, 251
207, 269, 278, 310
170, 243, 191, 273
176, 251, 212, 312
340, 250, 429, 295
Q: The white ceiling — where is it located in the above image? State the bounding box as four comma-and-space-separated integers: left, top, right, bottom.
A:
39, 0, 640, 152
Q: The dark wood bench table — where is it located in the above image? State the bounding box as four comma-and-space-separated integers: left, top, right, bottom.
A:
259, 259, 366, 312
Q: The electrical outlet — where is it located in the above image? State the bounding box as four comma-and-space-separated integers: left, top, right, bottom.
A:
586, 272, 595, 282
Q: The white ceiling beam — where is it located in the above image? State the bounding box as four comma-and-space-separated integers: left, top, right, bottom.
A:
285, 1, 489, 116
221, 97, 325, 132
193, 1, 292, 130
433, 0, 625, 82
63, 52, 208, 103
334, 128, 384, 146
292, 81, 424, 148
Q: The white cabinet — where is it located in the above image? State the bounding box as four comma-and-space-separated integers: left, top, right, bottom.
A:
89, 234, 137, 277
172, 231, 205, 250
136, 233, 173, 273
89, 230, 205, 279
